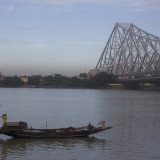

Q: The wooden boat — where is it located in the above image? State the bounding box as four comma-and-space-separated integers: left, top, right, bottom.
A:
0, 121, 112, 138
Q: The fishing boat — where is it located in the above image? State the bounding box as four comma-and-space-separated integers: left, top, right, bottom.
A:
0, 121, 112, 138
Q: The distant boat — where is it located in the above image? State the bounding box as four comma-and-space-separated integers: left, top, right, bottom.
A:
0, 121, 112, 138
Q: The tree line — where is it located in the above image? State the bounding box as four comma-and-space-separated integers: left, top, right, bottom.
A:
0, 72, 117, 88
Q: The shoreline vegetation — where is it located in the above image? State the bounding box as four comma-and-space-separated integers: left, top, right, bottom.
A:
0, 72, 160, 91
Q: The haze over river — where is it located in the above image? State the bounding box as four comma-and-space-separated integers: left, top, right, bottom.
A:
0, 88, 160, 160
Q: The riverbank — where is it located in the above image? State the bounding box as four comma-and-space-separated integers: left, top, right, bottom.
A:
0, 73, 160, 91
1, 83, 160, 91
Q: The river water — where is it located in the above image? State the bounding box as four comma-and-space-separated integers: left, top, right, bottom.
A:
0, 88, 160, 160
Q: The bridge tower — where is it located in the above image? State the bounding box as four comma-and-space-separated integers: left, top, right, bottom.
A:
96, 23, 160, 80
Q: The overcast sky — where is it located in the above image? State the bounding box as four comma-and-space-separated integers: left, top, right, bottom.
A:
0, 0, 160, 76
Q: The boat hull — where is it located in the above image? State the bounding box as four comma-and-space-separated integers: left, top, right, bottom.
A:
0, 127, 112, 138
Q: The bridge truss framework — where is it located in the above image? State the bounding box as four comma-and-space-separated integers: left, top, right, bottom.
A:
96, 23, 160, 81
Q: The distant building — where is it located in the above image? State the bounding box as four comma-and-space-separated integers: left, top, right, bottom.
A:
54, 74, 62, 77
78, 73, 87, 79
21, 76, 28, 83
87, 69, 97, 79
47, 74, 54, 77
0, 72, 5, 80
47, 74, 62, 77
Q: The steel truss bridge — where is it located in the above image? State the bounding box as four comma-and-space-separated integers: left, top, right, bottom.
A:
96, 23, 160, 83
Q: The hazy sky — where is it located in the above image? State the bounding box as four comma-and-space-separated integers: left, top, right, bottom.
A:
0, 0, 160, 76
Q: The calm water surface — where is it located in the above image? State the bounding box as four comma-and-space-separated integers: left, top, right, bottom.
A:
0, 88, 160, 160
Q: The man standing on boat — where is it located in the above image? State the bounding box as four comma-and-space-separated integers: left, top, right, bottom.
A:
87, 123, 94, 130
0, 114, 7, 127
102, 121, 106, 129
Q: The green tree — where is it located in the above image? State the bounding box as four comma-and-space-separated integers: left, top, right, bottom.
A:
2, 76, 23, 87
69, 77, 80, 87
28, 75, 41, 86
42, 75, 54, 86
90, 72, 116, 88
79, 73, 87, 79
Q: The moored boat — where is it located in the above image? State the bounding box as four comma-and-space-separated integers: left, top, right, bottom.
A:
0, 121, 112, 138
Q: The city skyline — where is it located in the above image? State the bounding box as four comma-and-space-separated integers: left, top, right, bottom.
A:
0, 0, 160, 76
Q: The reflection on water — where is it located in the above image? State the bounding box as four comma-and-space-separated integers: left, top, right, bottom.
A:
0, 137, 108, 160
